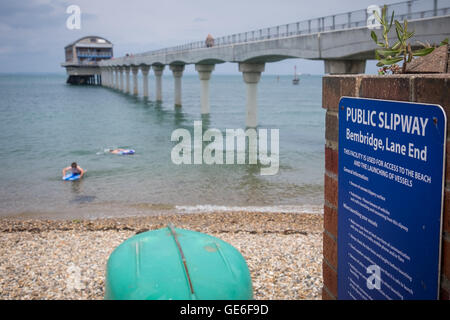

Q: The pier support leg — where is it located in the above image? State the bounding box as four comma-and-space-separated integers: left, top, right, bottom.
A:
324, 60, 366, 74
115, 68, 119, 90
153, 65, 165, 102
141, 65, 150, 99
111, 69, 114, 87
195, 64, 215, 114
124, 66, 130, 94
107, 69, 112, 87
132, 66, 139, 96
239, 63, 265, 128
119, 68, 124, 91
170, 64, 185, 107
103, 69, 107, 87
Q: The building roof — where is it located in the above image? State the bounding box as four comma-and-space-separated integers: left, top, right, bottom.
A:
74, 43, 113, 48
65, 36, 113, 49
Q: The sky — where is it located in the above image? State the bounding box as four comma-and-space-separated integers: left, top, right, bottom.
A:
0, 0, 403, 75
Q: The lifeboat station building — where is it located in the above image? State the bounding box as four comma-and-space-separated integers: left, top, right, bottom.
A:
62, 36, 113, 85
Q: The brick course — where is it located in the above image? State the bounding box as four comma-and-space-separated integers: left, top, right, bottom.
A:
324, 174, 338, 208
323, 231, 338, 269
324, 204, 338, 239
322, 260, 338, 298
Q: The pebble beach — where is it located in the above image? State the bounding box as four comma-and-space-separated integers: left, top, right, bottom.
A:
0, 211, 323, 300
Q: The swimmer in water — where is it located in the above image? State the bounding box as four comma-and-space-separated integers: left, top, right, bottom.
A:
107, 148, 135, 155
62, 162, 85, 178
108, 148, 127, 154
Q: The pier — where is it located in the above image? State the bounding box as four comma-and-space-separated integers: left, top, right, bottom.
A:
97, 0, 450, 127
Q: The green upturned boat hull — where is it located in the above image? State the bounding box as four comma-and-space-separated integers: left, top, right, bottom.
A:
104, 226, 253, 300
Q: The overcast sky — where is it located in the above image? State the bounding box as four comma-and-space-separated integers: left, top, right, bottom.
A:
0, 0, 402, 74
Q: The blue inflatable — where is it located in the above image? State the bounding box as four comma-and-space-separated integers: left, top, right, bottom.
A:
108, 149, 135, 155
63, 173, 81, 181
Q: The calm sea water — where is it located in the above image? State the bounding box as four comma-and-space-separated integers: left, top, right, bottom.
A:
0, 73, 325, 219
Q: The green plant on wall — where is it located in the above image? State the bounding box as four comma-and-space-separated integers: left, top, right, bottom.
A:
370, 5, 446, 75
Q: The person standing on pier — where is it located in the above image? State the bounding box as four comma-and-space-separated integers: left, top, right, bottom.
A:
205, 34, 214, 48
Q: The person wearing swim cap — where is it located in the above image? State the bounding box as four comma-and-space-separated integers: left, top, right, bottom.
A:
62, 162, 85, 178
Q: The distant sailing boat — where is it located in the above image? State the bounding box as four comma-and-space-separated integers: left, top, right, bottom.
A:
292, 66, 300, 85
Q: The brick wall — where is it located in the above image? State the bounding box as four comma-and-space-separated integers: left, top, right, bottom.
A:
322, 74, 450, 300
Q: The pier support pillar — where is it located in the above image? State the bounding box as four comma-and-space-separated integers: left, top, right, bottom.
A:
100, 69, 105, 86
170, 64, 185, 107
195, 64, 215, 114
132, 66, 139, 96
115, 68, 119, 90
107, 69, 111, 87
124, 66, 131, 94
239, 63, 265, 127
119, 67, 124, 91
109, 68, 113, 88
324, 60, 366, 74
153, 65, 165, 102
141, 65, 151, 99
103, 69, 108, 87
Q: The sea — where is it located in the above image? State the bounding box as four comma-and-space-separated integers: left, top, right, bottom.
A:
0, 73, 325, 219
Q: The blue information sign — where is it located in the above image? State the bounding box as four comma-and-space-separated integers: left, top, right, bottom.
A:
338, 97, 446, 300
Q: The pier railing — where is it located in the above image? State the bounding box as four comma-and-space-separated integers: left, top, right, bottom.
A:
133, 0, 449, 59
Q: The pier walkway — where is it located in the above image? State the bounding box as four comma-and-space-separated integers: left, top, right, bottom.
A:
99, 0, 450, 126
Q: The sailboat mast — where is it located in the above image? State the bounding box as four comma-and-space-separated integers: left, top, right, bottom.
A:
292, 65, 300, 85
